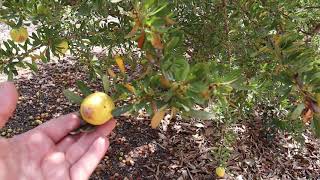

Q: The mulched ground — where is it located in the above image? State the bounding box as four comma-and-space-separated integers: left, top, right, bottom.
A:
0, 58, 319, 179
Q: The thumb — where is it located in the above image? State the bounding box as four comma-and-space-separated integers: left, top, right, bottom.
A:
0, 82, 19, 128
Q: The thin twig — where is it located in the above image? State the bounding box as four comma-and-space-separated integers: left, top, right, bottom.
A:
186, 167, 194, 180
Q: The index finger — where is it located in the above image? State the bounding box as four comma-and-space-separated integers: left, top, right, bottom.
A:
0, 82, 19, 127
35, 113, 81, 143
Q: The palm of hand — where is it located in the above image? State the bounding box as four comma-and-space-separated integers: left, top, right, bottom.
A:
0, 114, 115, 180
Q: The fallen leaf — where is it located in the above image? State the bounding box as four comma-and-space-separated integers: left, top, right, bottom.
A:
151, 108, 166, 129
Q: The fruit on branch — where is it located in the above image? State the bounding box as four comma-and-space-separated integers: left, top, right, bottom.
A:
10, 27, 28, 43
56, 40, 69, 54
80, 92, 115, 125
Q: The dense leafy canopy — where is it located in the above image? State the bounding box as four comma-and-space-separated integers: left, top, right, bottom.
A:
1, 0, 320, 138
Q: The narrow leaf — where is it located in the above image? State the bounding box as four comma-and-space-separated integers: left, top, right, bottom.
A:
151, 108, 166, 129
187, 109, 215, 120
290, 103, 305, 120
76, 81, 92, 96
311, 114, 320, 137
115, 56, 126, 73
63, 90, 83, 104
112, 104, 133, 117
102, 75, 110, 93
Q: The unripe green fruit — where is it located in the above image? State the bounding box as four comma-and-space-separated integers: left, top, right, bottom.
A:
10, 27, 28, 43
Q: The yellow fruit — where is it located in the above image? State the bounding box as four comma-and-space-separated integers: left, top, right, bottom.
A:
56, 40, 69, 54
80, 92, 115, 125
10, 27, 28, 43
115, 56, 126, 73
215, 167, 225, 178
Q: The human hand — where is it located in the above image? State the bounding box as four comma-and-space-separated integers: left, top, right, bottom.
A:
0, 82, 116, 180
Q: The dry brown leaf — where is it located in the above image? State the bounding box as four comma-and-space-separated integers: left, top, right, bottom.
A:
107, 68, 116, 78
151, 32, 163, 49
151, 109, 166, 129
303, 108, 313, 124
125, 20, 140, 38
115, 56, 126, 74
123, 83, 135, 94
165, 16, 176, 25
137, 31, 145, 49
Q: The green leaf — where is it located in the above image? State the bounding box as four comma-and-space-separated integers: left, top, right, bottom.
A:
311, 114, 320, 137
102, 75, 110, 93
76, 81, 92, 96
45, 47, 50, 63
162, 57, 190, 81
143, 0, 155, 9
165, 37, 180, 54
25, 62, 38, 73
112, 104, 134, 117
218, 70, 241, 85
186, 109, 215, 120
110, 0, 122, 3
290, 103, 305, 120
63, 90, 83, 104
7, 71, 13, 81
148, 2, 168, 16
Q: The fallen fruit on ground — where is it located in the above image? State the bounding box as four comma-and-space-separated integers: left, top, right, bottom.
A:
215, 167, 225, 177
10, 27, 28, 43
80, 92, 115, 125
56, 40, 69, 54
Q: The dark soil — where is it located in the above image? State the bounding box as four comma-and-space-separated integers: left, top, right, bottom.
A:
1, 58, 319, 179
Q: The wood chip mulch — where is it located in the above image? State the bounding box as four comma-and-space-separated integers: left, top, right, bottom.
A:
1, 58, 319, 179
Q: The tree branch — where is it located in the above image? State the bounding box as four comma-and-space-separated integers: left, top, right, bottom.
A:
222, 0, 231, 64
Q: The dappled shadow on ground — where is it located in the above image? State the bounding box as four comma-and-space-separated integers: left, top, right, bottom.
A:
1, 58, 320, 179
228, 118, 320, 179
1, 59, 218, 179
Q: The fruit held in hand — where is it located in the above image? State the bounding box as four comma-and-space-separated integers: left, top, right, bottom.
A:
215, 167, 225, 177
80, 92, 115, 125
56, 40, 69, 54
10, 27, 28, 43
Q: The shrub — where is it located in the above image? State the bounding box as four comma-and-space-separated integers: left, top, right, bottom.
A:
1, 0, 320, 138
